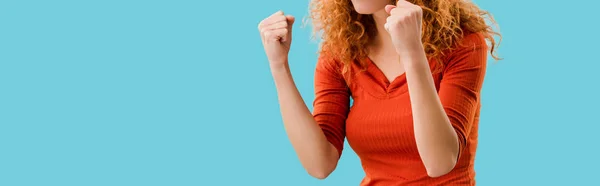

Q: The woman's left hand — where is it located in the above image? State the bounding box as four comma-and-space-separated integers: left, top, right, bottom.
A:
384, 0, 424, 56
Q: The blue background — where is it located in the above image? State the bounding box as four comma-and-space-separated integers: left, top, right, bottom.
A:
1, 0, 598, 185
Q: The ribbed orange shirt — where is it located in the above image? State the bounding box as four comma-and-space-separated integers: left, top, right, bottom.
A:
313, 32, 487, 185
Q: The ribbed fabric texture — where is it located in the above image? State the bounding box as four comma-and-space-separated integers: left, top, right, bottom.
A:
312, 32, 488, 186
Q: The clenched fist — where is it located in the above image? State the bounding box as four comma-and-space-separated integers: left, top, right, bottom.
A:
258, 11, 295, 68
384, 0, 424, 56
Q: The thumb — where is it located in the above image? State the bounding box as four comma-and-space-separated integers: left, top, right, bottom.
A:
385, 5, 396, 15
280, 15, 295, 43
286, 15, 295, 28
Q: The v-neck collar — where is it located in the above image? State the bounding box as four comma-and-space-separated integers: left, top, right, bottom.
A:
353, 57, 409, 99
366, 57, 407, 91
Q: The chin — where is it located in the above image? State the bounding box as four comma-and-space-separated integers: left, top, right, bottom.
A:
351, 0, 389, 14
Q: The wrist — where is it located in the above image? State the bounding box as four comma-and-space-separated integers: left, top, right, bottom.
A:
270, 62, 291, 74
396, 41, 425, 57
397, 43, 428, 69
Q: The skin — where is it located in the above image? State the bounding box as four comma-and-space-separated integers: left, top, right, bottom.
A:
258, 11, 338, 179
258, 0, 460, 179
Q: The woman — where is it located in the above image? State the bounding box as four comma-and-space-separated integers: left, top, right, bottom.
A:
258, 0, 499, 185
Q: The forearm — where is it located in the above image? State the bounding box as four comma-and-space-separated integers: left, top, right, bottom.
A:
270, 63, 338, 179
402, 50, 459, 177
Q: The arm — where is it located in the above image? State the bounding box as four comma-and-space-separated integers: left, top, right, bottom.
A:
258, 11, 345, 179
402, 34, 488, 177
270, 55, 348, 179
384, 1, 487, 178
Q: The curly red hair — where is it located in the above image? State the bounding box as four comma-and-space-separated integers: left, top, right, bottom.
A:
308, 0, 501, 77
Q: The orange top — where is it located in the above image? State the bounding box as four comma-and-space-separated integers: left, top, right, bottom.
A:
313, 32, 487, 185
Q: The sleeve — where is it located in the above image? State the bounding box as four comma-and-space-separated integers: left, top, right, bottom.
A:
312, 54, 351, 158
438, 33, 488, 157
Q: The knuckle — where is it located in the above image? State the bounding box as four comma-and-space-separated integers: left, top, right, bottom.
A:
264, 31, 272, 38
400, 15, 409, 21
412, 6, 422, 13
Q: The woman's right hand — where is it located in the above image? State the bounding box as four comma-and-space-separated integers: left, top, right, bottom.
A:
258, 11, 341, 179
258, 11, 295, 69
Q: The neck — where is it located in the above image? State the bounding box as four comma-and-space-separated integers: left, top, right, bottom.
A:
369, 9, 396, 57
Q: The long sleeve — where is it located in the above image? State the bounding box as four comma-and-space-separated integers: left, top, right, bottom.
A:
438, 33, 488, 156
312, 54, 351, 158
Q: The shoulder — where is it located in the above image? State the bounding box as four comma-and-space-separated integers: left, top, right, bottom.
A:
442, 32, 489, 71
454, 32, 488, 53
316, 50, 345, 73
